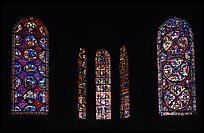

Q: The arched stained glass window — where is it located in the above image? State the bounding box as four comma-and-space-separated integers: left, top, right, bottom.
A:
11, 17, 49, 115
119, 45, 130, 118
157, 17, 196, 116
78, 48, 87, 119
95, 49, 111, 120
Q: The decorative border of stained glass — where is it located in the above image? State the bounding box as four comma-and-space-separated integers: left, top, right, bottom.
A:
119, 45, 130, 118
78, 48, 87, 119
11, 16, 49, 115
157, 17, 196, 116
95, 49, 111, 120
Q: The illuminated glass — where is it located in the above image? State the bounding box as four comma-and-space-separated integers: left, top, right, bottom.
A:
11, 17, 49, 115
78, 48, 87, 119
95, 49, 111, 120
119, 45, 130, 118
157, 17, 196, 116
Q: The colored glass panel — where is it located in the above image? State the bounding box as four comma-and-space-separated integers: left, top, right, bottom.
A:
119, 45, 130, 118
157, 17, 196, 116
78, 48, 87, 119
11, 17, 49, 115
95, 49, 111, 120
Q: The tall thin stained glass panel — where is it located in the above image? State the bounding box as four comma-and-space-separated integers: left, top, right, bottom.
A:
11, 17, 49, 115
95, 49, 111, 120
157, 17, 196, 116
78, 48, 87, 119
119, 45, 130, 118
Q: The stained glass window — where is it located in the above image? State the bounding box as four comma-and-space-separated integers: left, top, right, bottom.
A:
157, 17, 196, 116
95, 49, 111, 120
78, 48, 87, 119
119, 45, 130, 118
11, 17, 49, 115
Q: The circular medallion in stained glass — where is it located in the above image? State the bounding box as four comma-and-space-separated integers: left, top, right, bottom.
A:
24, 35, 38, 47
23, 90, 37, 104
162, 31, 188, 55
164, 85, 190, 110
163, 58, 189, 82
24, 49, 37, 61
24, 63, 38, 75
24, 22, 37, 34
24, 76, 37, 89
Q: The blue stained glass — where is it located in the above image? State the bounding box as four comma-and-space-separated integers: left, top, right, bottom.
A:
157, 17, 196, 116
11, 17, 49, 115
95, 49, 111, 120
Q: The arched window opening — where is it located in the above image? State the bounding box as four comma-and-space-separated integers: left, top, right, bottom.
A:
95, 49, 111, 120
157, 17, 196, 116
11, 17, 49, 115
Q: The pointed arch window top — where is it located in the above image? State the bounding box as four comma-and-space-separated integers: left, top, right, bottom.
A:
11, 17, 49, 115
96, 49, 111, 60
157, 17, 196, 116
